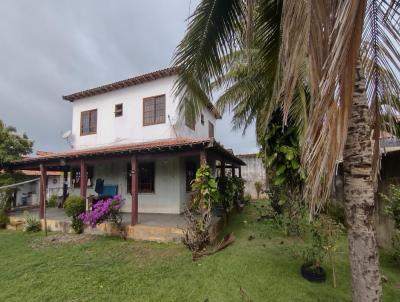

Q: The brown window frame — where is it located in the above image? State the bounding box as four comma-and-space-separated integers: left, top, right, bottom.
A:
143, 94, 166, 126
127, 162, 155, 194
80, 109, 97, 136
115, 103, 123, 117
208, 121, 215, 138
71, 166, 94, 188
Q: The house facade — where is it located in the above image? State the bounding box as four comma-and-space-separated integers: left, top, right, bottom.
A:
5, 67, 244, 226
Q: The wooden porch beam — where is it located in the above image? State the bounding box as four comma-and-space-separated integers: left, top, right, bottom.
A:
39, 164, 47, 219
62, 171, 68, 204
131, 156, 139, 225
80, 160, 87, 199
221, 160, 225, 177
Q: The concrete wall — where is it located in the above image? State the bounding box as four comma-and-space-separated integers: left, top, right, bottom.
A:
237, 153, 267, 199
70, 75, 217, 149
333, 150, 400, 248
69, 156, 189, 214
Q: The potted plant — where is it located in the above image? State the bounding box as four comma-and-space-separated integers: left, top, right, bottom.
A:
300, 220, 327, 283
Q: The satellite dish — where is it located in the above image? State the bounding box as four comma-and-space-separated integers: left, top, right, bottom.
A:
62, 130, 72, 139
61, 130, 73, 148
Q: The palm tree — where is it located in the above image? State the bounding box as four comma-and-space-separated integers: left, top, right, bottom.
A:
173, 0, 400, 301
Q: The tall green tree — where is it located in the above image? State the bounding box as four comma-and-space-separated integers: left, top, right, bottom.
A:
0, 120, 33, 209
173, 1, 400, 300
0, 120, 32, 167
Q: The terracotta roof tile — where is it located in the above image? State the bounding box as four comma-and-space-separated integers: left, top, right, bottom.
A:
62, 67, 221, 119
63, 67, 180, 102
7, 138, 245, 167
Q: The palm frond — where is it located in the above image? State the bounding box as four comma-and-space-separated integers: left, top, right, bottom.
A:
173, 0, 245, 118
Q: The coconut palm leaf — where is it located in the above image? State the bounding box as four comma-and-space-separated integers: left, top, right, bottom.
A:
173, 0, 245, 118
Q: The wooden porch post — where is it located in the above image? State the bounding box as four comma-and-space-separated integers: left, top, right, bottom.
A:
221, 160, 225, 177
200, 150, 207, 165
131, 156, 139, 225
239, 166, 242, 178
231, 165, 235, 177
39, 164, 47, 220
80, 160, 87, 199
62, 171, 68, 204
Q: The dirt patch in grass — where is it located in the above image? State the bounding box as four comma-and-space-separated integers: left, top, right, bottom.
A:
31, 233, 96, 249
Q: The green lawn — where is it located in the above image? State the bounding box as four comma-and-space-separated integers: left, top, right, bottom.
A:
1, 202, 399, 302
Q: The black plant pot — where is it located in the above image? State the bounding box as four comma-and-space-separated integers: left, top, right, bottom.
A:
301, 263, 326, 283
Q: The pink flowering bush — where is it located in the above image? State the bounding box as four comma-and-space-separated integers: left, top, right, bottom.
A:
79, 195, 124, 230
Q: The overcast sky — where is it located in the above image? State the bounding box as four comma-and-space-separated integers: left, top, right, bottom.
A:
0, 0, 257, 155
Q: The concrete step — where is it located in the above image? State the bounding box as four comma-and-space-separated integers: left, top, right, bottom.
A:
6, 223, 24, 231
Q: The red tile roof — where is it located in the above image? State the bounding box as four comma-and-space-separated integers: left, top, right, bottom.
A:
62, 66, 221, 119
6, 137, 245, 167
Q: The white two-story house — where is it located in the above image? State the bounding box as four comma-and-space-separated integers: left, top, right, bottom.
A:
6, 67, 244, 227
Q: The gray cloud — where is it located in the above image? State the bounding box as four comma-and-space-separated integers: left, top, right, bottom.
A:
0, 0, 257, 155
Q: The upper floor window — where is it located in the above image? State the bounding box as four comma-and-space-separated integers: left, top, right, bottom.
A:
143, 94, 166, 126
208, 121, 215, 138
80, 109, 97, 136
115, 104, 123, 117
200, 113, 205, 125
185, 108, 195, 130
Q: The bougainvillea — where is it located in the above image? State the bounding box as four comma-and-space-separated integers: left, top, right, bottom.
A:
79, 195, 123, 228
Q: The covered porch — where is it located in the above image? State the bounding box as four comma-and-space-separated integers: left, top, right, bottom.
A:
4, 138, 245, 242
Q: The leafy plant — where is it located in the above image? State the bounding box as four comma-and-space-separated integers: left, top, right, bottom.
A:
300, 215, 343, 287
23, 211, 41, 232
381, 185, 400, 264
254, 181, 263, 199
0, 208, 9, 228
381, 185, 400, 230
301, 221, 326, 270
79, 195, 125, 239
326, 200, 346, 226
260, 109, 305, 190
318, 215, 343, 288
47, 194, 58, 208
391, 231, 400, 265
64, 195, 86, 234
183, 164, 218, 253
217, 175, 233, 215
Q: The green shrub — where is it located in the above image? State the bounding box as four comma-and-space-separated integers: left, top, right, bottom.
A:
47, 194, 58, 208
392, 230, 400, 265
244, 193, 252, 203
381, 185, 400, 264
183, 165, 218, 253
65, 195, 85, 234
0, 208, 9, 228
254, 181, 263, 199
23, 211, 41, 232
381, 185, 400, 229
326, 200, 346, 226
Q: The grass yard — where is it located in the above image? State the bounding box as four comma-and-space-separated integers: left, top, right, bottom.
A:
1, 201, 399, 302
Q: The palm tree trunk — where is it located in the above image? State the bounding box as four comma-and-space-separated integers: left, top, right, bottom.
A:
343, 63, 382, 302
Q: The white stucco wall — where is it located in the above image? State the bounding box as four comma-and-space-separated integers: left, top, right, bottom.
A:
68, 157, 188, 214
70, 75, 217, 150
237, 154, 267, 199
